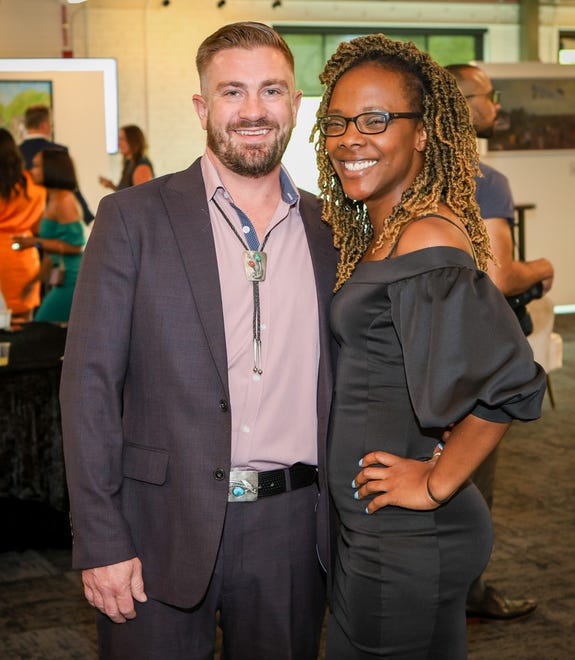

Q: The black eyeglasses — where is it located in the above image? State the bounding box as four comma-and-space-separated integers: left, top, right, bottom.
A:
465, 89, 501, 104
318, 111, 423, 137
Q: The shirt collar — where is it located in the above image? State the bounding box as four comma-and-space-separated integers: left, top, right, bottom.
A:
201, 152, 300, 207
23, 131, 48, 140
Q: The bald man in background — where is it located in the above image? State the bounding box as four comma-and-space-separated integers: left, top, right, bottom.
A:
447, 63, 554, 621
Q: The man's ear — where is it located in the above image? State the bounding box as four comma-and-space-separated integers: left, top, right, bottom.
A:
292, 89, 303, 124
192, 94, 208, 130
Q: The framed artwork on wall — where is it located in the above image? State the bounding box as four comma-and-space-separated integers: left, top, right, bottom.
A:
0, 58, 118, 153
488, 77, 575, 151
0, 80, 53, 143
481, 63, 575, 152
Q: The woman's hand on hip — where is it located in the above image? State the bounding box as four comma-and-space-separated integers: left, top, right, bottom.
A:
353, 450, 441, 513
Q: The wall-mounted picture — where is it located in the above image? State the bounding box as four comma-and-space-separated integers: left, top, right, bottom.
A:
0, 80, 53, 143
488, 77, 575, 151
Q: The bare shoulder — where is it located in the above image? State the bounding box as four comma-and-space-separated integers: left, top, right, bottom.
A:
394, 214, 473, 258
57, 191, 83, 224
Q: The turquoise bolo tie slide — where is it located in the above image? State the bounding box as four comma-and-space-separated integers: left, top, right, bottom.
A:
243, 250, 267, 282
228, 469, 259, 502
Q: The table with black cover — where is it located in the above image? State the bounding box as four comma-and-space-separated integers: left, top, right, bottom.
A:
0, 322, 70, 549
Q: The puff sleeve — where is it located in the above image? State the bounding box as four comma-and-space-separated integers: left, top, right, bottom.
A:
388, 264, 546, 427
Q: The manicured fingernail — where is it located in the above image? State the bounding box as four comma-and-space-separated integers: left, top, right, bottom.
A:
364, 507, 370, 514
358, 458, 363, 467
351, 479, 356, 488
354, 491, 359, 499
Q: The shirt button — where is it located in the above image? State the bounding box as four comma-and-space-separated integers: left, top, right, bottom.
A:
214, 468, 226, 481
219, 399, 229, 412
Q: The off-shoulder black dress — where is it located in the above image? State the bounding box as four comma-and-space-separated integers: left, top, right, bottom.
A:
327, 245, 546, 659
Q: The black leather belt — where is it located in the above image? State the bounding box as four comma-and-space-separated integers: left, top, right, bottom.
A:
228, 463, 317, 502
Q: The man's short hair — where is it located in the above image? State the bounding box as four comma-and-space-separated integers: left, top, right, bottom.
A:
24, 104, 51, 130
196, 21, 294, 86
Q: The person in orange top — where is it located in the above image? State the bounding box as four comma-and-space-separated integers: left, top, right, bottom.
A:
0, 128, 46, 322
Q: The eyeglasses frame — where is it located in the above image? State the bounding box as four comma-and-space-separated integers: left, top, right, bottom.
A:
317, 111, 423, 137
464, 89, 501, 104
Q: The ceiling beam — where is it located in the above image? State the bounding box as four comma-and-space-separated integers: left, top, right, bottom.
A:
519, 0, 541, 60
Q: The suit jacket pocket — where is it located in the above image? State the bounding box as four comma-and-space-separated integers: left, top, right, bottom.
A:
123, 442, 169, 485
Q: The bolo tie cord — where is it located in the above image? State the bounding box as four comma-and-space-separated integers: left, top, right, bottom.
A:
212, 197, 271, 375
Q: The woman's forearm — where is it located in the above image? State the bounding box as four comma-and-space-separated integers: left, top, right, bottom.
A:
426, 414, 510, 503
12, 235, 81, 255
38, 237, 83, 255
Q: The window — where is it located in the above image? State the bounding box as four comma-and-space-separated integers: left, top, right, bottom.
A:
277, 27, 486, 96
559, 32, 575, 64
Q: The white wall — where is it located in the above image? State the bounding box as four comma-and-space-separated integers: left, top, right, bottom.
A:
484, 150, 575, 307
0, 63, 113, 217
480, 62, 575, 307
1, 0, 575, 303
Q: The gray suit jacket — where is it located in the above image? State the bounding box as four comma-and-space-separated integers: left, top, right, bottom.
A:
60, 159, 338, 608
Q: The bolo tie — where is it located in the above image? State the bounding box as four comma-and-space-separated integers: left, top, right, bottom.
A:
212, 196, 274, 376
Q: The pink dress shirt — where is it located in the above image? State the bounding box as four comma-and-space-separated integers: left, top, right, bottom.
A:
201, 154, 320, 471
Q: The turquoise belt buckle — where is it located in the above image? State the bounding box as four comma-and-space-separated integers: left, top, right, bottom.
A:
228, 469, 258, 502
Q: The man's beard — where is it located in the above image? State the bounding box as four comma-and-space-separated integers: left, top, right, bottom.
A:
475, 114, 498, 139
206, 118, 293, 177
475, 123, 494, 139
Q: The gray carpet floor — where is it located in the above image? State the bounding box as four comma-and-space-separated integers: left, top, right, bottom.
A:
1, 314, 573, 659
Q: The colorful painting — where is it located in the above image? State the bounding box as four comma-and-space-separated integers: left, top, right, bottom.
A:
488, 77, 575, 151
0, 80, 53, 142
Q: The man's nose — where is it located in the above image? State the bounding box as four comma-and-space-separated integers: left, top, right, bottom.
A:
240, 95, 266, 119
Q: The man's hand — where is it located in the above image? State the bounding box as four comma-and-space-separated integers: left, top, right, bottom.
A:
541, 272, 554, 295
82, 557, 147, 623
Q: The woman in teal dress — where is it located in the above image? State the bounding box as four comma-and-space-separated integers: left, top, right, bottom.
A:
16, 148, 85, 322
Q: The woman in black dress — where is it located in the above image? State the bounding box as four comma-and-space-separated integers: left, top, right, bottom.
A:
98, 124, 154, 191
313, 35, 546, 659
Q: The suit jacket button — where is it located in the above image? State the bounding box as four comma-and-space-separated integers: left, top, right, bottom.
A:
214, 468, 226, 481
219, 399, 229, 412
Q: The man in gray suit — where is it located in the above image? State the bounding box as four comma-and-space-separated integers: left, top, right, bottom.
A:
61, 22, 337, 660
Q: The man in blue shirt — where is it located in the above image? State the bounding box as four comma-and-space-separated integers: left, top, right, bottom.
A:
447, 63, 554, 621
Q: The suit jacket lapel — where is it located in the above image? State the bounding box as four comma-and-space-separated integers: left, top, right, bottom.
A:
299, 190, 336, 348
155, 167, 337, 412
160, 160, 229, 393
298, 190, 337, 422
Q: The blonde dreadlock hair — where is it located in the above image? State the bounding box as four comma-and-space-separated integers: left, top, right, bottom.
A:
312, 34, 492, 289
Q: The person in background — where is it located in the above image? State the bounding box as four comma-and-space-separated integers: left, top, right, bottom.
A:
19, 104, 67, 169
61, 21, 337, 660
14, 149, 85, 323
99, 124, 154, 191
0, 127, 46, 323
447, 62, 554, 621
19, 104, 94, 224
314, 34, 546, 658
